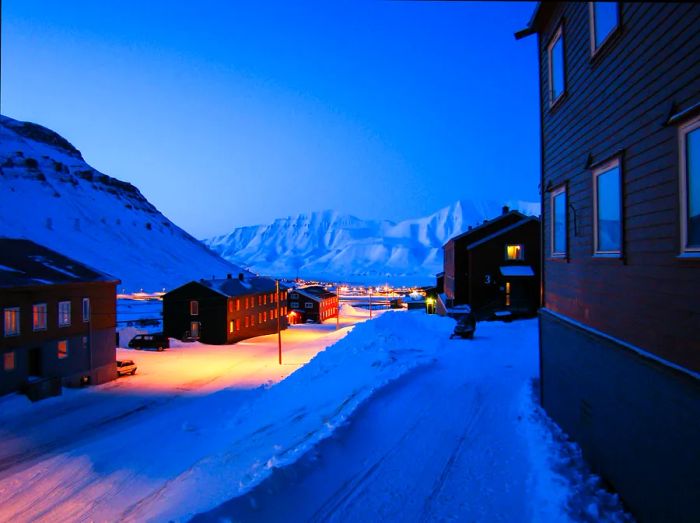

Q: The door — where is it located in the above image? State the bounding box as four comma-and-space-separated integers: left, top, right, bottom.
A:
28, 347, 42, 377
190, 321, 200, 339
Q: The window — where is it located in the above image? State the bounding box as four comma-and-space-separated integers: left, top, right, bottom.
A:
264, 295, 267, 305
681, 116, 700, 253
589, 2, 619, 53
191, 321, 200, 338
505, 244, 525, 261
251, 315, 255, 326
236, 299, 240, 312
290, 293, 298, 300
33, 303, 47, 331
551, 186, 567, 257
244, 297, 249, 309
258, 296, 262, 306
290, 301, 299, 309
263, 311, 267, 322
236, 318, 240, 331
547, 26, 566, 106
505, 282, 511, 307
229, 320, 234, 334
245, 316, 249, 328
190, 300, 199, 316
57, 340, 68, 359
57, 301, 71, 327
3, 351, 15, 371
305, 302, 314, 309
82, 298, 90, 322
3, 307, 19, 337
258, 312, 262, 323
593, 159, 622, 254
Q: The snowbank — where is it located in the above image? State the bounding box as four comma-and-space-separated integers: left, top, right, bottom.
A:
128, 311, 454, 521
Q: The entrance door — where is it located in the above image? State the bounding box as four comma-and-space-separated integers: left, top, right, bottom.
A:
190, 321, 200, 339
28, 347, 42, 377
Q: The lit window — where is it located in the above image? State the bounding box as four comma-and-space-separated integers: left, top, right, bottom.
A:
190, 300, 199, 316
264, 295, 267, 305
258, 296, 262, 306
33, 303, 47, 331
57, 340, 68, 359
547, 26, 566, 106
505, 282, 511, 307
258, 312, 262, 323
551, 186, 567, 257
191, 321, 200, 338
229, 320, 234, 334
593, 159, 622, 254
251, 315, 255, 326
590, 2, 619, 53
681, 116, 700, 253
82, 298, 90, 322
236, 318, 240, 331
236, 299, 240, 311
506, 244, 525, 261
3, 351, 15, 371
245, 316, 249, 328
263, 311, 267, 322
58, 301, 71, 327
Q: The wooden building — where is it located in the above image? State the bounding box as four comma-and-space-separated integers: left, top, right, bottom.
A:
163, 273, 288, 345
517, 3, 700, 521
440, 208, 541, 319
287, 286, 338, 324
0, 239, 119, 398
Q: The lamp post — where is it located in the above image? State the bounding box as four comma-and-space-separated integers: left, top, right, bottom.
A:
276, 279, 282, 365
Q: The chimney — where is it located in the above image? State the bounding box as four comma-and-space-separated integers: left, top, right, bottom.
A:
238, 273, 245, 281
227, 273, 232, 279
502, 205, 510, 215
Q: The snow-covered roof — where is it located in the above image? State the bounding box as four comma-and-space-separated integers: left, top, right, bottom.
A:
0, 238, 118, 288
499, 265, 535, 277
197, 275, 284, 297
291, 286, 337, 302
465, 217, 538, 250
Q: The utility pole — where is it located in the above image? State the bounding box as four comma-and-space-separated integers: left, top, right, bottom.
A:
276, 279, 282, 365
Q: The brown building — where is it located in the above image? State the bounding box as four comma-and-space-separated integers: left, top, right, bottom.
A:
163, 273, 288, 345
287, 286, 338, 324
0, 239, 120, 398
518, 3, 700, 521
440, 208, 540, 319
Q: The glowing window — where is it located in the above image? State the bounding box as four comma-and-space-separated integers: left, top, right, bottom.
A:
57, 340, 68, 359
236, 299, 240, 311
505, 244, 525, 261
33, 303, 47, 331
190, 300, 199, 316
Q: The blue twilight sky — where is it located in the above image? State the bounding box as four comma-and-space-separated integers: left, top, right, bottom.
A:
1, 1, 539, 238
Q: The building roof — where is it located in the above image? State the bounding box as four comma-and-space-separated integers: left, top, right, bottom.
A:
0, 238, 118, 289
466, 216, 539, 250
196, 274, 285, 298
292, 285, 337, 302
445, 210, 531, 248
515, 2, 554, 40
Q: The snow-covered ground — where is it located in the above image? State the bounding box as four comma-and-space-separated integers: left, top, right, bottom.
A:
0, 309, 630, 522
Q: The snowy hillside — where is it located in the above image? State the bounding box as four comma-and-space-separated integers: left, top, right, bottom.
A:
0, 115, 243, 291
205, 200, 540, 285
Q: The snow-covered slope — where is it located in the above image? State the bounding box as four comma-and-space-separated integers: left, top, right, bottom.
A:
205, 200, 540, 284
0, 115, 243, 291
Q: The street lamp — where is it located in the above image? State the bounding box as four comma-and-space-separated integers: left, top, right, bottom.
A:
426, 297, 435, 314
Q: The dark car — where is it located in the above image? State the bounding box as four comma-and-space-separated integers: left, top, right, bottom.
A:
128, 333, 169, 351
450, 313, 477, 340
116, 359, 137, 376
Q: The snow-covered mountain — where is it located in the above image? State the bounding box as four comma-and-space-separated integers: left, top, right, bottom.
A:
0, 115, 243, 291
205, 200, 540, 285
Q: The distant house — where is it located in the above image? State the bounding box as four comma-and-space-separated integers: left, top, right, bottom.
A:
0, 239, 120, 399
163, 273, 288, 345
287, 286, 338, 324
439, 207, 540, 319
517, 2, 700, 521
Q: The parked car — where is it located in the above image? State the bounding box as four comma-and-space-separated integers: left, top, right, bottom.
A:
116, 359, 137, 376
450, 312, 477, 340
128, 333, 170, 351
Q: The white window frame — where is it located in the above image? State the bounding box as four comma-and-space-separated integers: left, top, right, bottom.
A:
680, 115, 700, 255
190, 300, 199, 316
305, 302, 314, 309
58, 301, 71, 327
551, 186, 567, 257
3, 307, 20, 337
593, 158, 623, 256
547, 25, 566, 108
33, 303, 47, 332
82, 298, 90, 323
589, 2, 619, 56
290, 301, 299, 309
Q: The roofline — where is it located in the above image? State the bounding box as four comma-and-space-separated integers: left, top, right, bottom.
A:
444, 210, 529, 248
514, 2, 548, 40
465, 216, 539, 250
0, 278, 121, 292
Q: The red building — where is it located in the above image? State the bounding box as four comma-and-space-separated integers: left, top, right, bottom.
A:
518, 3, 700, 520
287, 286, 338, 324
0, 239, 120, 399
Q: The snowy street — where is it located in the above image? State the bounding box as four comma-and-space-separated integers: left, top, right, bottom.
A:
0, 309, 629, 522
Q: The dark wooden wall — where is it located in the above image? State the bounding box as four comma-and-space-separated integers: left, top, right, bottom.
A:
539, 3, 700, 372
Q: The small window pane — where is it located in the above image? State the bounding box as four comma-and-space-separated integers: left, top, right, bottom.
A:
551, 34, 565, 102
58, 340, 68, 359
33, 304, 47, 331
594, 2, 618, 48
687, 127, 700, 247
4, 307, 20, 336
506, 244, 525, 261
82, 298, 90, 322
190, 301, 199, 316
553, 191, 567, 255
58, 301, 71, 327
596, 166, 622, 252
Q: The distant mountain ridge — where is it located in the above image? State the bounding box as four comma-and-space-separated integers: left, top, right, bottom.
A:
205, 200, 540, 285
0, 115, 244, 291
